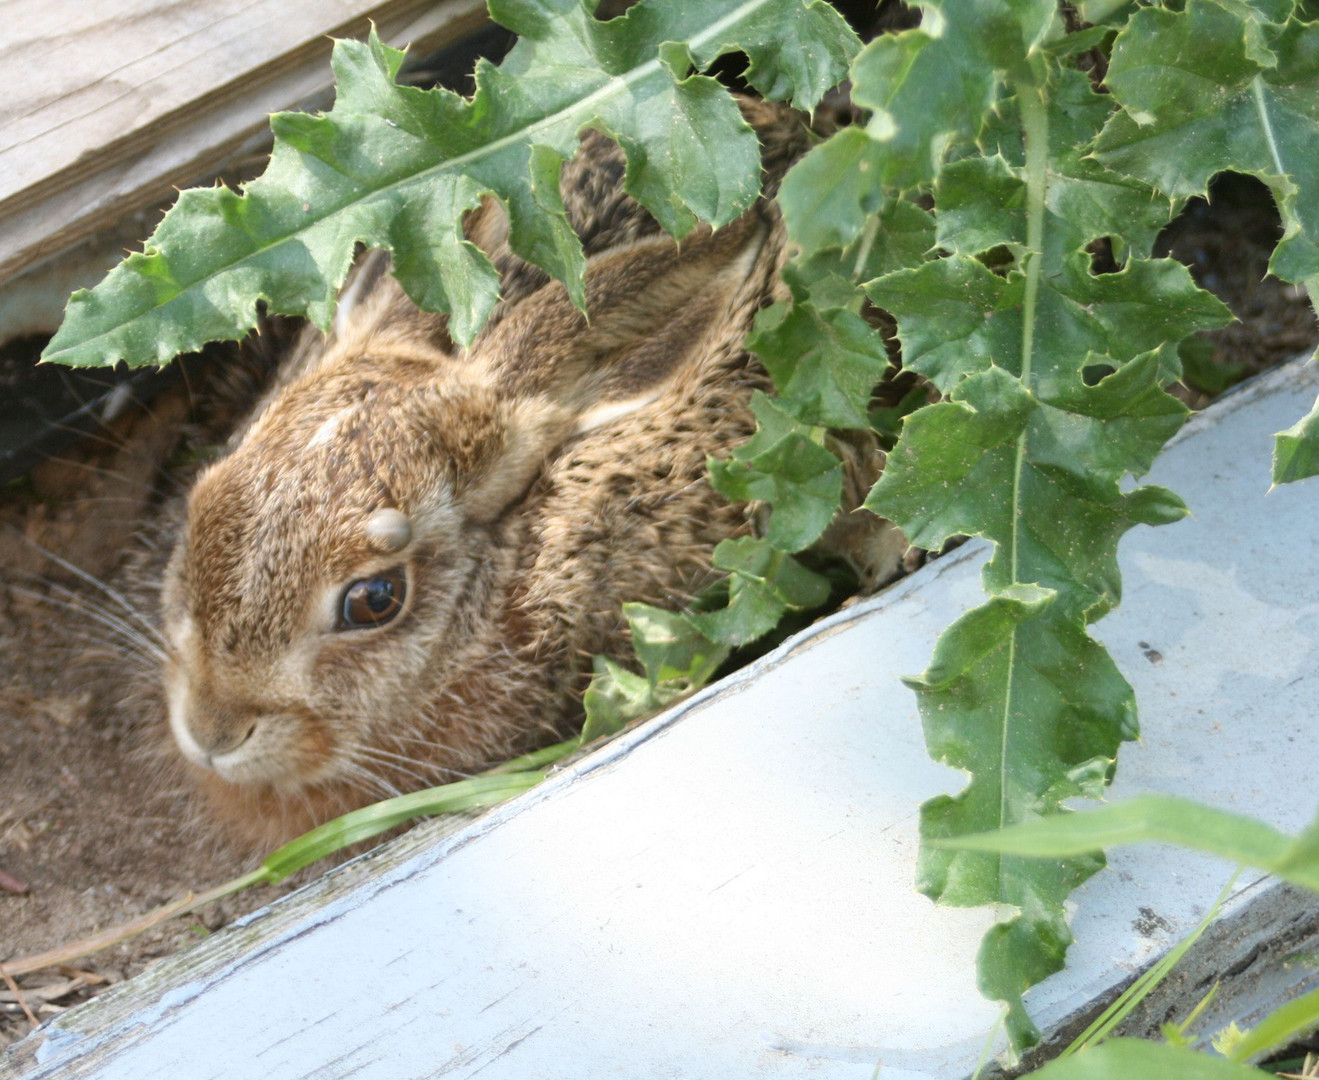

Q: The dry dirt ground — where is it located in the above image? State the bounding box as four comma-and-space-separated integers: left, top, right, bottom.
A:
1, 176, 1316, 1049
0, 339, 316, 1043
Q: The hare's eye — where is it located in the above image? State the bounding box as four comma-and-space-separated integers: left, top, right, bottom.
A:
339, 568, 407, 629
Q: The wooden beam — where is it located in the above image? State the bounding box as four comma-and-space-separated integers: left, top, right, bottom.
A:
0, 0, 488, 285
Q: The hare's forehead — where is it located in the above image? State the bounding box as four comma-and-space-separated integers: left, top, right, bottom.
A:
179, 485, 433, 651
184, 448, 456, 581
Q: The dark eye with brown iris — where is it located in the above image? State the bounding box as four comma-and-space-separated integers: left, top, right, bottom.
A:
339, 567, 407, 629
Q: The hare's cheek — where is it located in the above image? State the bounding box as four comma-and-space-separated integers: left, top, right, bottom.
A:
241, 713, 338, 792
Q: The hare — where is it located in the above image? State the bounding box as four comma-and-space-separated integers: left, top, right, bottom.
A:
142, 100, 903, 848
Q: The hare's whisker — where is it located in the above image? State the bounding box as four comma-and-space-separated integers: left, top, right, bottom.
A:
333, 761, 404, 802
8, 586, 169, 664
4, 535, 172, 652
341, 743, 435, 789
20, 579, 166, 661
23, 454, 170, 496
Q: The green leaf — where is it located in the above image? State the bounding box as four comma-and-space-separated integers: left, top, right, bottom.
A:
859, 197, 938, 279
907, 590, 1134, 1044
622, 603, 728, 690
940, 793, 1319, 893
778, 0, 1057, 256
707, 392, 844, 552
866, 251, 1213, 1044
1180, 335, 1250, 397
1049, 256, 1234, 372
580, 604, 729, 745
1224, 984, 1319, 1063
778, 128, 890, 257
1025, 1038, 1271, 1080
860, 29, 1233, 1037
682, 0, 859, 112
935, 153, 1028, 257
260, 772, 545, 882
869, 360, 1188, 620
1077, 0, 1133, 27
867, 254, 1230, 396
1273, 391, 1319, 484
747, 299, 892, 429
581, 656, 669, 743
1094, 4, 1319, 284
690, 537, 831, 646
848, 2, 1054, 191
865, 257, 1024, 393
942, 72, 1174, 263
783, 196, 935, 303
43, 0, 859, 366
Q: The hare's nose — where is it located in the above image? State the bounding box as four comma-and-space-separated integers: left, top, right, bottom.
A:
185, 701, 258, 761
205, 719, 258, 757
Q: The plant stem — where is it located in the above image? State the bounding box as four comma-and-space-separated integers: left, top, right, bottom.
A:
851, 213, 881, 285
1018, 81, 1049, 396
482, 736, 582, 775
998, 78, 1051, 879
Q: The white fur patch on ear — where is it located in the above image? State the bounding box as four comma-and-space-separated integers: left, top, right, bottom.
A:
573, 392, 661, 435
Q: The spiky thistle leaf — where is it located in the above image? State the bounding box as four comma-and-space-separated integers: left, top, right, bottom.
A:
42, 0, 858, 367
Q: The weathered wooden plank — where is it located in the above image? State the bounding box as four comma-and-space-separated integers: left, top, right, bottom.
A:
2, 359, 1317, 1079
0, 0, 487, 284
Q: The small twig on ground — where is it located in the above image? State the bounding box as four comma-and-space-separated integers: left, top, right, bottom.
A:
0, 962, 38, 1029
56, 967, 108, 986
0, 869, 30, 895
1278, 1053, 1319, 1080
0, 977, 87, 1005
3, 769, 548, 978
1, 892, 201, 978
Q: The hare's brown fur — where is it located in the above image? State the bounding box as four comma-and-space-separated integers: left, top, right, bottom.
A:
129, 102, 883, 849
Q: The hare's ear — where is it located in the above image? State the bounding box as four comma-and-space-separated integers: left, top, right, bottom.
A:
332, 248, 394, 337
456, 397, 576, 524
329, 249, 456, 356
475, 215, 778, 431
458, 214, 778, 524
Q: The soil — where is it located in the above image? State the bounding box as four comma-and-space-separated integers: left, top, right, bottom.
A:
1, 175, 1316, 1050
0, 339, 308, 1043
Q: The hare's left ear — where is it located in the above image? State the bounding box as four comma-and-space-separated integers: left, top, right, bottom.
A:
329, 249, 456, 358
332, 248, 394, 338
456, 213, 779, 523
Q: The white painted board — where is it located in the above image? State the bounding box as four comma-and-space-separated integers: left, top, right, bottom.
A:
6, 358, 1319, 1079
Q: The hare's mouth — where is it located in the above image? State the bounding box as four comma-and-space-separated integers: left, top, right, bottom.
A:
168, 686, 334, 790
212, 712, 333, 788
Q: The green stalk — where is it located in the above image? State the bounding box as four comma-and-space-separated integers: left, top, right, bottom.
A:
1060, 870, 1239, 1056
998, 77, 1050, 884
483, 736, 582, 775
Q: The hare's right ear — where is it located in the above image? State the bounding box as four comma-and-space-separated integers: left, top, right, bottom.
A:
456, 213, 780, 523
478, 213, 778, 430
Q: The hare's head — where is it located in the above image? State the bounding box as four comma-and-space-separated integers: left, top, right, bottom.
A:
160, 215, 775, 804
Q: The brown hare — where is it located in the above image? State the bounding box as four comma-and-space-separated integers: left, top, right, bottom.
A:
140, 100, 900, 848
